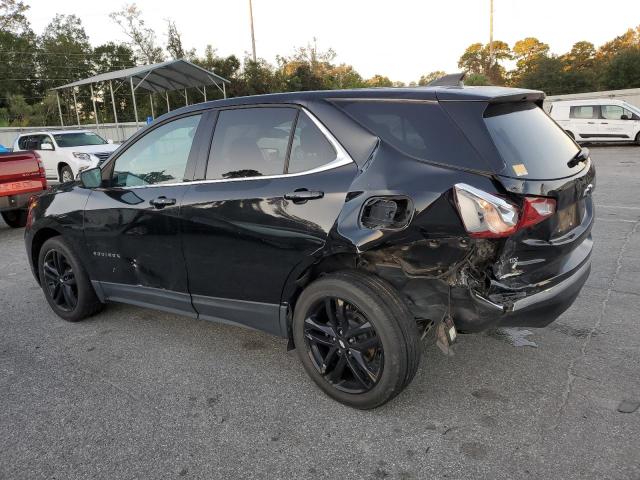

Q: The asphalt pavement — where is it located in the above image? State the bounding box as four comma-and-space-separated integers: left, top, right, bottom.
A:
1, 146, 639, 479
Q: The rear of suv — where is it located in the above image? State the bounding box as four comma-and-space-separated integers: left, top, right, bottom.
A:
25, 82, 594, 409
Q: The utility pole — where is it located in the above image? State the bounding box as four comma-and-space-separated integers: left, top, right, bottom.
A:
249, 0, 257, 62
489, 0, 494, 67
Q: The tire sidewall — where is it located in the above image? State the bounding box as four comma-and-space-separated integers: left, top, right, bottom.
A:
293, 277, 406, 409
38, 237, 95, 321
60, 165, 74, 183
1, 210, 27, 228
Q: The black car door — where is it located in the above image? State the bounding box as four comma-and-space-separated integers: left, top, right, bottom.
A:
83, 112, 209, 316
181, 106, 358, 335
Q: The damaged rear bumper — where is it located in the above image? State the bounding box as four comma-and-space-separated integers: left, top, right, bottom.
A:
453, 255, 591, 332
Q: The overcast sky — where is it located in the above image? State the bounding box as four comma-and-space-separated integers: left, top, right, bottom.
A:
26, 0, 640, 83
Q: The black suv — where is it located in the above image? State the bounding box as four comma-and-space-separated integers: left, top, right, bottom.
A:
25, 84, 595, 409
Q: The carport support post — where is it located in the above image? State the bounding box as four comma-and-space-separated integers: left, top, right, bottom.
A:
130, 76, 139, 127
223, 82, 226, 99
165, 92, 170, 112
203, 85, 207, 102
184, 88, 188, 106
109, 80, 120, 142
149, 94, 155, 119
72, 88, 80, 127
90, 83, 99, 133
56, 91, 64, 127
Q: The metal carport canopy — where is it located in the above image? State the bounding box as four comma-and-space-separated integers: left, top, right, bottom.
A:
53, 58, 230, 95
52, 58, 230, 130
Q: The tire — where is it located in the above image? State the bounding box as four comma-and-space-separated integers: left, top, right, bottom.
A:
1, 210, 27, 228
38, 237, 103, 322
635, 132, 640, 146
59, 164, 74, 183
293, 270, 421, 409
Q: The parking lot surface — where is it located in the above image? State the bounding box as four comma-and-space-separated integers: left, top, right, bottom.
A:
1, 146, 639, 479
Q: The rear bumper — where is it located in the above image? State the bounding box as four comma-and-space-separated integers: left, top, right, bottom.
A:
452, 254, 591, 332
0, 192, 34, 212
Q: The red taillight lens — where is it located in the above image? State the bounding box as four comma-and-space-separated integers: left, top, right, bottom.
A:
519, 197, 556, 230
454, 184, 556, 239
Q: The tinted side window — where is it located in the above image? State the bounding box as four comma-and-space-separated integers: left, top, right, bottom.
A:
601, 105, 625, 120
288, 112, 336, 173
335, 100, 488, 171
569, 106, 597, 119
112, 114, 202, 187
206, 108, 297, 180
17, 136, 32, 149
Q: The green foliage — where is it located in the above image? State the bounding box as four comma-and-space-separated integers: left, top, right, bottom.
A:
1, 0, 639, 128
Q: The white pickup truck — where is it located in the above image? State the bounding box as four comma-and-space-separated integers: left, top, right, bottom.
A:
12, 130, 119, 182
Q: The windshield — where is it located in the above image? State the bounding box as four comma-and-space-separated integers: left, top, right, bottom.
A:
484, 102, 582, 180
53, 132, 107, 148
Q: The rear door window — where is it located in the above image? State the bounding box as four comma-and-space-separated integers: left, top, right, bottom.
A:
484, 102, 581, 180
206, 107, 297, 180
570, 106, 598, 119
287, 112, 336, 174
334, 100, 491, 172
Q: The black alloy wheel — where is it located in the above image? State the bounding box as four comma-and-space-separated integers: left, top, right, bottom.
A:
303, 297, 383, 394
42, 249, 78, 312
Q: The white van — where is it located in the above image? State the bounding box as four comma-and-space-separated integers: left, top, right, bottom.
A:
549, 99, 640, 145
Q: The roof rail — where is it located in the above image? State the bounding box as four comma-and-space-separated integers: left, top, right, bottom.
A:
426, 72, 466, 87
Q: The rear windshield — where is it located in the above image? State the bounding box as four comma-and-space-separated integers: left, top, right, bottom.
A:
53, 132, 107, 147
334, 100, 491, 172
484, 103, 582, 179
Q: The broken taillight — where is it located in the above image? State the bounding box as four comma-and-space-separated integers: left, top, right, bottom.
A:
453, 184, 555, 239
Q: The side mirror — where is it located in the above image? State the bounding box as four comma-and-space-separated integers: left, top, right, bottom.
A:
621, 114, 630, 121
80, 167, 102, 188
107, 139, 114, 144
40, 143, 53, 151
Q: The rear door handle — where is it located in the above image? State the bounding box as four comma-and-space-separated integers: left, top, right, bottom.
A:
587, 122, 596, 124
601, 122, 608, 124
284, 189, 324, 203
150, 196, 176, 208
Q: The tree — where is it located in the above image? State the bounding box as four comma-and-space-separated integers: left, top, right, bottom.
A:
366, 75, 393, 87
418, 71, 446, 86
165, 20, 195, 60
511, 37, 550, 84
110, 3, 164, 64
465, 73, 490, 86
0, 0, 29, 34
517, 55, 566, 95
602, 47, 640, 90
457, 41, 510, 85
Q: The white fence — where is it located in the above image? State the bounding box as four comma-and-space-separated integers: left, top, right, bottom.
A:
0, 122, 143, 148
544, 88, 640, 111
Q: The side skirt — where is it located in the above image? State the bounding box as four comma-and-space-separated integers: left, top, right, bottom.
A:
92, 281, 287, 337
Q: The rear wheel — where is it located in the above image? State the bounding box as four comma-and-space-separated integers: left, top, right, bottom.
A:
38, 237, 103, 321
293, 270, 420, 409
635, 132, 640, 146
1, 210, 27, 228
59, 164, 74, 183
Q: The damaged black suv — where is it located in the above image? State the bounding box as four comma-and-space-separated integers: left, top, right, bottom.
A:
25, 80, 594, 409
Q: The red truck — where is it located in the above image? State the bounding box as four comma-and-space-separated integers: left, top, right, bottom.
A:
0, 151, 47, 228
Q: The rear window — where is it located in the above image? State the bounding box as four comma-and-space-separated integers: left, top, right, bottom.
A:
570, 105, 598, 119
484, 102, 582, 180
334, 100, 491, 172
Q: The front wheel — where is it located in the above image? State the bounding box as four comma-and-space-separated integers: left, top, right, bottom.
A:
1, 210, 27, 228
38, 237, 103, 321
59, 165, 74, 183
293, 270, 421, 409
635, 132, 640, 146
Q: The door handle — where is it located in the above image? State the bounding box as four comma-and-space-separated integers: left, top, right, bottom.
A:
587, 122, 596, 124
150, 196, 176, 208
601, 122, 608, 124
284, 189, 324, 204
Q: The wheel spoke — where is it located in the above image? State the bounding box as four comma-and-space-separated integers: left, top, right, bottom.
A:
304, 330, 336, 348
43, 264, 59, 281
345, 321, 374, 339
346, 354, 372, 388
62, 284, 77, 308
53, 251, 63, 274
351, 336, 380, 352
52, 283, 63, 304
349, 350, 379, 383
326, 355, 347, 383
335, 299, 348, 330
304, 316, 336, 338
324, 298, 338, 329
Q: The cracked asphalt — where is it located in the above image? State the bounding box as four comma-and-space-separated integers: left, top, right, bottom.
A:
1, 146, 639, 479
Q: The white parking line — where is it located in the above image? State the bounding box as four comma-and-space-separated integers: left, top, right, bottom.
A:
598, 204, 640, 210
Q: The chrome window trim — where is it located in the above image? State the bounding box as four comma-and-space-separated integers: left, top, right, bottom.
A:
120, 106, 354, 189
